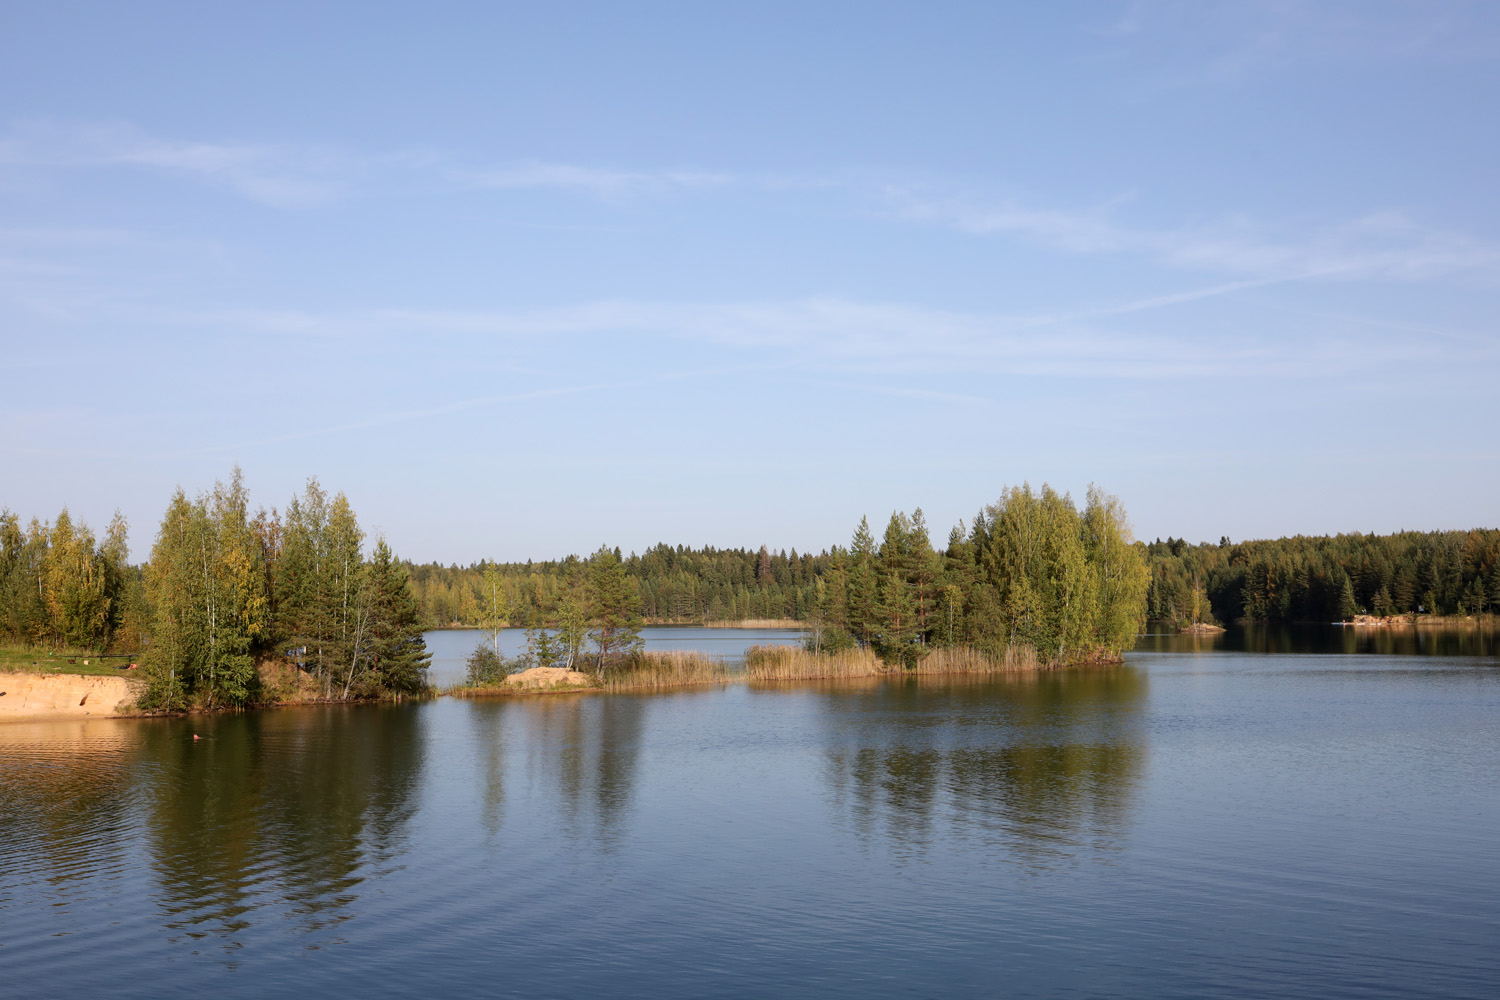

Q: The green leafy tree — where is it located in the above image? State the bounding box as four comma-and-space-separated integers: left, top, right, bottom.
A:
142, 470, 266, 708
479, 564, 510, 657
1082, 484, 1149, 654
554, 560, 591, 669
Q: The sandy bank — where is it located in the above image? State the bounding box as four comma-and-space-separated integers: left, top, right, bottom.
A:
451, 666, 599, 698
1346, 614, 1496, 628
701, 618, 803, 629
0, 671, 146, 722
505, 666, 595, 689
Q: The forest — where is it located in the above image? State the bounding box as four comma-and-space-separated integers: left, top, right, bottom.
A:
422, 483, 1149, 667
1144, 530, 1500, 627
0, 471, 430, 709
5, 471, 1497, 703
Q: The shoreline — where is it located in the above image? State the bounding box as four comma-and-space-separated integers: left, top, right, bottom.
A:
427, 619, 806, 631
0, 671, 147, 724
1, 655, 1094, 721
1341, 614, 1496, 628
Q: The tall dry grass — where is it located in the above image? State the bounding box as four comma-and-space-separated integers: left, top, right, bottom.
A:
703, 618, 804, 629
910, 644, 1041, 673
600, 649, 734, 691
745, 643, 1043, 680
743, 644, 883, 680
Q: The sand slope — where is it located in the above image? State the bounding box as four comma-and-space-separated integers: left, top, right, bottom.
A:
0, 672, 145, 722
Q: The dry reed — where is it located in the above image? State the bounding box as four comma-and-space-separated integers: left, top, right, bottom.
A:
743, 644, 883, 679
702, 618, 804, 629
599, 649, 734, 691
909, 644, 1041, 673
744, 643, 1044, 680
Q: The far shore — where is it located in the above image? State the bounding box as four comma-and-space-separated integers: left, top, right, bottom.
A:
1342, 613, 1496, 628
426, 618, 805, 631
1180, 622, 1227, 634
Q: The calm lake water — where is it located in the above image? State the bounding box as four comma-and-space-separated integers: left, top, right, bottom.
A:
422, 625, 806, 686
2, 626, 1497, 998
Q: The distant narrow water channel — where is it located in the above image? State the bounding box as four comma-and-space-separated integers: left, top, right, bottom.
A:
1, 626, 1497, 998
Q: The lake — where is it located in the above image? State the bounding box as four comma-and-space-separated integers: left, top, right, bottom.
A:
422, 624, 808, 686
2, 625, 1497, 998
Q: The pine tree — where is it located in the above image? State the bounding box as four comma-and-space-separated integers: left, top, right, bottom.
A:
876, 565, 919, 665
587, 546, 643, 669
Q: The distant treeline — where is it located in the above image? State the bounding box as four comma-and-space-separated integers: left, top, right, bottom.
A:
8, 473, 1495, 686
409, 544, 828, 628
412, 483, 1150, 666
1145, 530, 1500, 626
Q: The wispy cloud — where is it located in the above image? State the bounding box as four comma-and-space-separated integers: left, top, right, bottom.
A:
459, 162, 734, 198
6, 120, 1496, 289
125, 293, 1490, 380
883, 187, 1500, 282
0, 121, 352, 207
0, 120, 740, 206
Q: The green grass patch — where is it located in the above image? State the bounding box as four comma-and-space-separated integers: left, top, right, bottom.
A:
0, 645, 142, 677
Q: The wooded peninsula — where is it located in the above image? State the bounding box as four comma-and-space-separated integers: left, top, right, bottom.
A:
3, 468, 1497, 712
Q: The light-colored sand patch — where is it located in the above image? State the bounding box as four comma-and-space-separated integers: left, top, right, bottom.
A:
503, 666, 596, 690
0, 671, 146, 722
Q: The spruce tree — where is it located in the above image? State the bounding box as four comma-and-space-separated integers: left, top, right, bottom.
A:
876, 566, 919, 665
1336, 571, 1358, 620
363, 538, 431, 695
847, 517, 878, 646
908, 509, 941, 642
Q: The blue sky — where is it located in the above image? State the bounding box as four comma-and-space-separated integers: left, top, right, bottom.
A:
3, 1, 1497, 563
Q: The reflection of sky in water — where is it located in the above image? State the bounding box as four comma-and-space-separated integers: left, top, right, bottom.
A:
2, 636, 1498, 999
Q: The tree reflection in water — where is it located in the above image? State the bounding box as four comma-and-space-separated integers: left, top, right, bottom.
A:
1133, 622, 1500, 657
508, 693, 646, 852
810, 667, 1148, 865
140, 705, 425, 953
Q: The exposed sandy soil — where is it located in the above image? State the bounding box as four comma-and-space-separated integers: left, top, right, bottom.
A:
1348, 614, 1496, 627
502, 666, 596, 690
0, 671, 146, 722
1180, 622, 1227, 634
